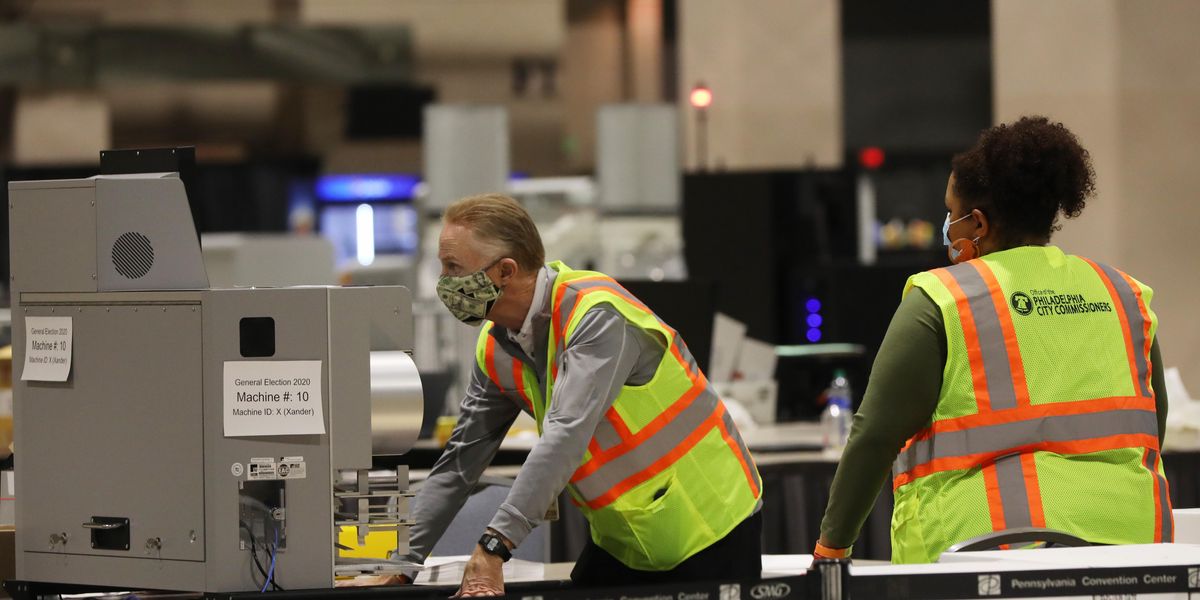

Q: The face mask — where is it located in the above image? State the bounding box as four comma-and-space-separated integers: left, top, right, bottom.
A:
943, 212, 980, 264
942, 212, 974, 246
437, 259, 504, 326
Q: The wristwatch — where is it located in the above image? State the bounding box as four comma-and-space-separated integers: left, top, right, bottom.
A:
478, 532, 512, 562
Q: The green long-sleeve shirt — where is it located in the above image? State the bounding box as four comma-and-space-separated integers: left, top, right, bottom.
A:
818, 287, 1168, 550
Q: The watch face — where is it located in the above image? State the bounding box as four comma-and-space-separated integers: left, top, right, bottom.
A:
486, 538, 499, 551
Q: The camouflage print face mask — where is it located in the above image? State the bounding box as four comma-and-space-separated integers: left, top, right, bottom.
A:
437, 258, 503, 326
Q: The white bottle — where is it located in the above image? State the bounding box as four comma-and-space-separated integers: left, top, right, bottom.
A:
821, 369, 853, 457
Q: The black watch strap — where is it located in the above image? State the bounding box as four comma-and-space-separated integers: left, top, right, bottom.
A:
478, 533, 512, 562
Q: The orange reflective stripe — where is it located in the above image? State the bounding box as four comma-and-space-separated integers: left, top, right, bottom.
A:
551, 275, 685, 383
561, 286, 668, 344
1143, 448, 1163, 542
551, 275, 611, 343
1158, 454, 1174, 541
1118, 270, 1154, 394
1143, 448, 1173, 542
716, 410, 760, 497
550, 275, 609, 379
1020, 452, 1046, 528
1082, 259, 1145, 397
971, 262, 1031, 407
570, 367, 706, 483
981, 463, 1007, 531
581, 401, 727, 510
570, 320, 705, 481
933, 268, 992, 412
669, 337, 698, 379
893, 432, 1159, 489
906, 395, 1155, 442
554, 278, 679, 344
510, 358, 533, 412
548, 270, 758, 510
898, 408, 1159, 483
606, 407, 633, 440
484, 335, 506, 393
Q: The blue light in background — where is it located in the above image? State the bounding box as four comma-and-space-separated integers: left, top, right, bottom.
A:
804, 296, 823, 342
316, 172, 531, 202
316, 174, 421, 202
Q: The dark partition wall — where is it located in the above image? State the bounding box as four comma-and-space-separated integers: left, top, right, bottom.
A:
682, 170, 856, 345
843, 0, 992, 153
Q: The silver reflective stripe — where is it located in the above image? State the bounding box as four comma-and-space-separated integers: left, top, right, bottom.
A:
572, 384, 719, 502
994, 455, 1033, 528
552, 284, 584, 347
551, 279, 606, 364
894, 408, 1159, 476
552, 277, 679, 378
487, 336, 517, 390
1144, 449, 1173, 541
945, 263, 1018, 410
672, 336, 700, 375
1095, 262, 1152, 398
721, 409, 761, 490
592, 417, 623, 451
486, 335, 536, 409
554, 278, 663, 334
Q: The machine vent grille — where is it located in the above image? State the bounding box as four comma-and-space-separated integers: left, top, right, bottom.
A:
112, 232, 155, 279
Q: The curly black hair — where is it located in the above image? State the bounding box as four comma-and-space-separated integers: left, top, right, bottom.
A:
951, 116, 1096, 245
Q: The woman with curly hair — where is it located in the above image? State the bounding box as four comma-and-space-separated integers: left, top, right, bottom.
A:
815, 117, 1172, 563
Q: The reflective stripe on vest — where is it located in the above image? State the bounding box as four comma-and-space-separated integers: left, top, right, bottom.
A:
545, 273, 760, 510
482, 331, 534, 413
549, 276, 695, 378
1084, 259, 1153, 399
893, 396, 1159, 484
983, 453, 1045, 530
896, 258, 1158, 532
930, 261, 1030, 411
1142, 448, 1174, 542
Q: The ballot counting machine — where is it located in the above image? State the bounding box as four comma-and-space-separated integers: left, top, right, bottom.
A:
7, 172, 424, 593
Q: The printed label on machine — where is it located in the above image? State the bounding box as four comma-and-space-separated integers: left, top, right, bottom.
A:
21, 316, 73, 382
245, 456, 306, 481
223, 361, 326, 437
247, 457, 277, 480
277, 457, 307, 479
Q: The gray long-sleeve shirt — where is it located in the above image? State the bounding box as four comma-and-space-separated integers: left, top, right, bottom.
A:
407, 267, 666, 561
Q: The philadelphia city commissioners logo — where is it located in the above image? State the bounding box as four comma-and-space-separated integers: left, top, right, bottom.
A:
1010, 292, 1034, 316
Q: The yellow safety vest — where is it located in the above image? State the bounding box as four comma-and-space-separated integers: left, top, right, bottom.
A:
892, 246, 1172, 563
475, 262, 762, 570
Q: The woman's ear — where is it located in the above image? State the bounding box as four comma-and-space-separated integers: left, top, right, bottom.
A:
971, 208, 990, 240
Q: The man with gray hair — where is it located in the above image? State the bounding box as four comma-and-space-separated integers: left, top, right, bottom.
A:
410, 193, 763, 595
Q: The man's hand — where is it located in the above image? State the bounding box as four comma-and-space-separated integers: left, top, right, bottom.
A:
453, 532, 511, 598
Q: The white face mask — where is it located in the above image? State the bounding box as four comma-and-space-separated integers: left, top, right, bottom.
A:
943, 212, 981, 264
942, 212, 974, 246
